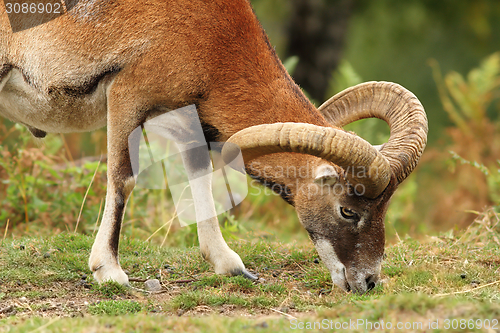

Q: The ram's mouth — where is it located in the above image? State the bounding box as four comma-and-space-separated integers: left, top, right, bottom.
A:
340, 268, 379, 294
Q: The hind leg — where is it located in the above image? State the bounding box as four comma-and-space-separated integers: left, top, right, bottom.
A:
179, 144, 257, 279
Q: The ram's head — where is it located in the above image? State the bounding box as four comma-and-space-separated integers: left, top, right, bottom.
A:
223, 81, 428, 293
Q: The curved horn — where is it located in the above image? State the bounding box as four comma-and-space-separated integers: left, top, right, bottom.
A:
318, 81, 428, 184
222, 122, 391, 198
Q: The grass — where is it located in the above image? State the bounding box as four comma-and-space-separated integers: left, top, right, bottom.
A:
1, 212, 499, 332
87, 300, 142, 316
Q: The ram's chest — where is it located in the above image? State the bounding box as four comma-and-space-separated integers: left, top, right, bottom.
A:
0, 67, 110, 133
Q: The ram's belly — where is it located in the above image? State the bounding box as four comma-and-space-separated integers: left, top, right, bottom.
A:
0, 68, 108, 133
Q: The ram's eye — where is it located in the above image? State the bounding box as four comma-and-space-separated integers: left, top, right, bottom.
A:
340, 207, 358, 220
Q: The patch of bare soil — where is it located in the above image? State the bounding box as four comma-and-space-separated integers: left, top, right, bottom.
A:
0, 281, 100, 319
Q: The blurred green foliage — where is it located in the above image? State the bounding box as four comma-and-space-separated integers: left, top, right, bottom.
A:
430, 52, 500, 137
344, 0, 500, 142
423, 51, 500, 228
0, 124, 107, 234
253, 0, 500, 143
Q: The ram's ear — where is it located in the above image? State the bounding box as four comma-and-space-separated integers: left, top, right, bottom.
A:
314, 164, 339, 186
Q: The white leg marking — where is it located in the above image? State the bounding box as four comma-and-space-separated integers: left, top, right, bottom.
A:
88, 178, 135, 285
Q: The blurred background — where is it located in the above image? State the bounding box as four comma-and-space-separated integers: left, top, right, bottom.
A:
2, 0, 500, 245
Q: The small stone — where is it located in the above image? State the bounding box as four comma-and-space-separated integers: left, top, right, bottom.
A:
134, 251, 139, 256
43, 252, 51, 258
313, 258, 320, 264
19, 297, 27, 302
144, 279, 162, 292
0, 305, 14, 314
279, 307, 289, 313
177, 309, 185, 316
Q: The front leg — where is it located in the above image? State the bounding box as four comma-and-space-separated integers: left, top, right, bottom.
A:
179, 144, 257, 279
88, 175, 133, 285
88, 89, 143, 285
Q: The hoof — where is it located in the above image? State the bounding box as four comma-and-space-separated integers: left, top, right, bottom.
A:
233, 269, 258, 280
92, 265, 130, 286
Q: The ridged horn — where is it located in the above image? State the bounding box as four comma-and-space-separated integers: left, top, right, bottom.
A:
222, 122, 391, 198
318, 81, 428, 184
